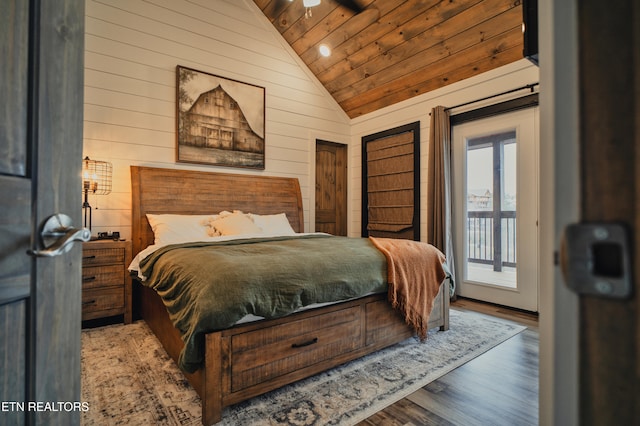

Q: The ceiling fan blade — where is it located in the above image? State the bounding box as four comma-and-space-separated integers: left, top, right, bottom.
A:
334, 0, 364, 13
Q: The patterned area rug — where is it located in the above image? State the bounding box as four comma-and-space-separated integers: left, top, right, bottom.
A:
81, 309, 525, 425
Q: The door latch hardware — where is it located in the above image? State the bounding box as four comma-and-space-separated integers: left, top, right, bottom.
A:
560, 223, 632, 299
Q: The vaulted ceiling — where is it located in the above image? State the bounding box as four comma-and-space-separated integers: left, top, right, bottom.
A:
253, 0, 525, 118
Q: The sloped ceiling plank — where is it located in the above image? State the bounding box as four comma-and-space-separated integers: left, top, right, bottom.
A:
308, 0, 443, 75
341, 26, 522, 110
331, 3, 521, 100
324, 0, 515, 95
296, 7, 381, 61
342, 28, 523, 116
253, 0, 524, 118
350, 46, 523, 116
306, 0, 437, 75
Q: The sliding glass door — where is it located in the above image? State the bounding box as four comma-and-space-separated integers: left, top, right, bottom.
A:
452, 108, 538, 311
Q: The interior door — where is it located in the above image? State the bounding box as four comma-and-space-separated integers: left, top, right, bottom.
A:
0, 1, 85, 424
576, 0, 639, 423
315, 140, 347, 236
452, 108, 539, 311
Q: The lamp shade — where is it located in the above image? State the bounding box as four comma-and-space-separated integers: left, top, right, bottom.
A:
303, 0, 321, 7
82, 156, 112, 195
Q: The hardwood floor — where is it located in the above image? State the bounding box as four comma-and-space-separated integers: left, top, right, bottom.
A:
357, 298, 539, 426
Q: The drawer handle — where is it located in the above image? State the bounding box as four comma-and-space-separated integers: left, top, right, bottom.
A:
291, 337, 318, 349
83, 255, 96, 260
83, 300, 96, 306
83, 276, 97, 282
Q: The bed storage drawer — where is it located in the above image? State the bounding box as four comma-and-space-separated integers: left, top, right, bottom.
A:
230, 306, 363, 392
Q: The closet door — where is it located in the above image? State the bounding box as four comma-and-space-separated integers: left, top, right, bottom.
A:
362, 122, 420, 240
315, 140, 347, 236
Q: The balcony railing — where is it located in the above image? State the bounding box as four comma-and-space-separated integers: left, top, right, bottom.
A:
467, 210, 516, 271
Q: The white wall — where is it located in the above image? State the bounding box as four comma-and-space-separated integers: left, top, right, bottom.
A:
83, 0, 350, 239
349, 59, 539, 238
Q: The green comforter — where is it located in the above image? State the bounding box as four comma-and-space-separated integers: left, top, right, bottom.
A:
138, 234, 388, 372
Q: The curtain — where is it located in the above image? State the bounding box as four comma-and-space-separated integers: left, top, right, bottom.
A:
428, 106, 456, 299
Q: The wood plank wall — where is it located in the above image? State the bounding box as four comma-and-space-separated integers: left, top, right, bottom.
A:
83, 0, 350, 240
83, 0, 539, 242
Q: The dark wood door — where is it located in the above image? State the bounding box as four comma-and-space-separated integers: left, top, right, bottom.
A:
0, 0, 85, 424
578, 0, 639, 423
315, 140, 347, 236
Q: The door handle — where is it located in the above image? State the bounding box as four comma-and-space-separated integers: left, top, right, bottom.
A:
28, 214, 91, 258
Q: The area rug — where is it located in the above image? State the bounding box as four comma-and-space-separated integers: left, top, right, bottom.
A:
81, 309, 525, 425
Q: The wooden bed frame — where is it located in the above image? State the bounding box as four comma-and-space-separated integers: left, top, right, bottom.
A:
130, 166, 449, 425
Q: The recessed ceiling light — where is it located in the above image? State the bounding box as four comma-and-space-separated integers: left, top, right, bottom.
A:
319, 44, 331, 57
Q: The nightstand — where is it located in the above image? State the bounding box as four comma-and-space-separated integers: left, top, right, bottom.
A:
81, 239, 132, 324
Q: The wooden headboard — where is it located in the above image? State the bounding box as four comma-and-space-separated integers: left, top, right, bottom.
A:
130, 166, 304, 257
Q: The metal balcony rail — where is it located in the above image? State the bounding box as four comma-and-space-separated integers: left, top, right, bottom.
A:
467, 210, 516, 271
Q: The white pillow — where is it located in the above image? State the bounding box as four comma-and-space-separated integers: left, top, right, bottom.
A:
209, 211, 263, 236
248, 213, 296, 235
146, 214, 217, 245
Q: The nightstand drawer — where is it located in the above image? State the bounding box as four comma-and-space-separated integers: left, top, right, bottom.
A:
82, 287, 124, 318
82, 265, 123, 290
82, 247, 125, 266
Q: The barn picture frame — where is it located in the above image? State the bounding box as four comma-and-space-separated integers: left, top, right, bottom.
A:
176, 65, 265, 169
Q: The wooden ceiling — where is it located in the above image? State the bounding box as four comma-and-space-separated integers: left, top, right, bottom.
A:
253, 0, 525, 118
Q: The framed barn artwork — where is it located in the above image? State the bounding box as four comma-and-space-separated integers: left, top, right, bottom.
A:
176, 65, 265, 169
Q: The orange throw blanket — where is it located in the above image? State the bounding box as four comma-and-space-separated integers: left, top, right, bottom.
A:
369, 237, 446, 340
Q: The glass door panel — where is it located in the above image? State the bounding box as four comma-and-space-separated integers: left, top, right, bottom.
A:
453, 108, 538, 311
465, 134, 517, 288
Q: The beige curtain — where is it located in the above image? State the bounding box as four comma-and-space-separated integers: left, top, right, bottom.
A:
428, 106, 456, 298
